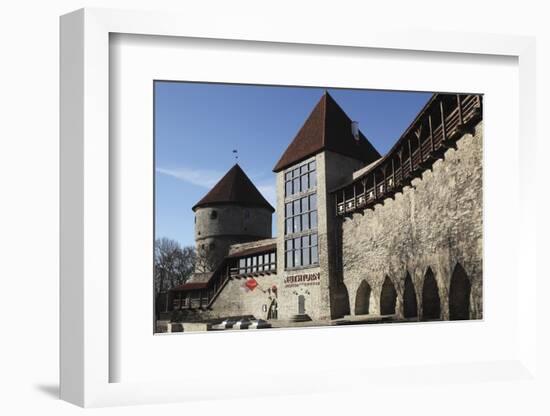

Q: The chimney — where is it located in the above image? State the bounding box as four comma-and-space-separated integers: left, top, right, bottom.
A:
351, 121, 360, 141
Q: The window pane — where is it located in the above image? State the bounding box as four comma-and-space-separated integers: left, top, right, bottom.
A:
302, 213, 309, 230
302, 196, 309, 211
285, 239, 292, 250
311, 233, 318, 246
302, 235, 309, 247
300, 164, 307, 174
285, 202, 293, 217
309, 194, 317, 210
303, 247, 310, 265
309, 172, 317, 188
294, 250, 302, 267
293, 168, 300, 178
309, 160, 316, 171
311, 245, 319, 264
301, 174, 308, 190
294, 237, 301, 249
286, 219, 293, 235
285, 181, 292, 197
270, 252, 275, 264
286, 251, 293, 268
293, 199, 301, 215
310, 211, 317, 228
285, 172, 292, 181
293, 215, 301, 233
293, 178, 300, 194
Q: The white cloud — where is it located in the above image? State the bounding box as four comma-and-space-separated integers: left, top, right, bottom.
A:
156, 166, 277, 208
156, 167, 222, 188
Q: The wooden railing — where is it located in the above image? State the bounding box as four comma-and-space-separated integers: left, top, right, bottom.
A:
336, 94, 482, 216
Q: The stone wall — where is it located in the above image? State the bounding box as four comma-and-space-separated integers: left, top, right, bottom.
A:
320, 150, 369, 319
208, 273, 280, 320
339, 122, 483, 320
181, 123, 482, 325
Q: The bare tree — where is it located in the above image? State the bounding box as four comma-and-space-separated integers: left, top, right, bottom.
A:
194, 244, 218, 273
154, 238, 196, 318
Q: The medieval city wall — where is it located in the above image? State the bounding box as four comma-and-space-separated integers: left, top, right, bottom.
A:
340, 122, 483, 320
319, 151, 368, 319
207, 274, 280, 320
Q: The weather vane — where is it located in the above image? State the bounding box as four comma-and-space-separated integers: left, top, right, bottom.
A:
232, 149, 238, 161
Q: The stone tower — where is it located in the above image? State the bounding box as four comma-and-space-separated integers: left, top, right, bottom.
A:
192, 164, 274, 272
272, 92, 381, 320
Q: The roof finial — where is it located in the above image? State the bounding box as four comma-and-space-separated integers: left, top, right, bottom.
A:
232, 149, 238, 162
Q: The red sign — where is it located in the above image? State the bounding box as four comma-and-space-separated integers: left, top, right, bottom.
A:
245, 278, 258, 291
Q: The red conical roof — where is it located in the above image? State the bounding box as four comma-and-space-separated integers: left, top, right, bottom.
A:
192, 164, 274, 212
273, 92, 381, 172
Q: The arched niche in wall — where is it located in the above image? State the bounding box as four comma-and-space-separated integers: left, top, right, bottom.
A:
422, 267, 441, 320
380, 276, 397, 316
355, 280, 372, 315
449, 263, 471, 320
403, 272, 418, 318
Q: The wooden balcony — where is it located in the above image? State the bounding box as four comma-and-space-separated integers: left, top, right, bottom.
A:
335, 94, 482, 217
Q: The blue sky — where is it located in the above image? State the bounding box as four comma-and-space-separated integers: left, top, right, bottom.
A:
155, 82, 432, 247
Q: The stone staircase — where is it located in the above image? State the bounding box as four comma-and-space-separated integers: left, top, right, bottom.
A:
289, 314, 312, 323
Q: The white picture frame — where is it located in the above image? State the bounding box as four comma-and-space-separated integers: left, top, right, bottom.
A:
60, 7, 540, 408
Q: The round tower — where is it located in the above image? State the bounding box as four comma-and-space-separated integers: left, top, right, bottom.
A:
192, 164, 274, 272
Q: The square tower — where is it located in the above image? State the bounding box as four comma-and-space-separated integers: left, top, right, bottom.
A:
273, 92, 380, 321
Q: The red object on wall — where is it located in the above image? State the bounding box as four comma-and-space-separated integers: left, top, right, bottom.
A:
245, 278, 258, 291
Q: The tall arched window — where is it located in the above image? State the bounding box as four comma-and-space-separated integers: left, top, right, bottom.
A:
422, 268, 441, 320
449, 263, 471, 320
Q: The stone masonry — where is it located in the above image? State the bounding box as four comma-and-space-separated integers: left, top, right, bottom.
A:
168, 93, 483, 328
339, 121, 483, 320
